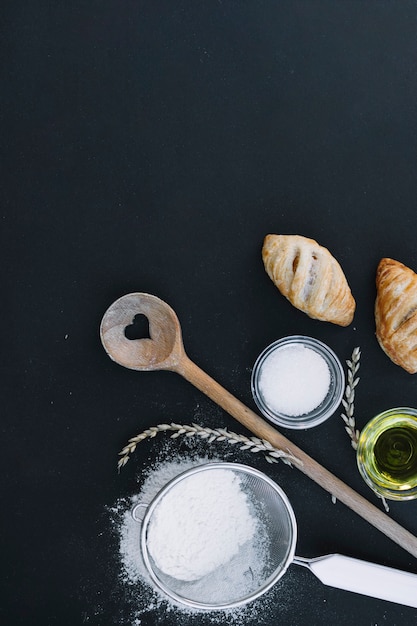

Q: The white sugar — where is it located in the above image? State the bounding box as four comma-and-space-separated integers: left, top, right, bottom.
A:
258, 345, 330, 416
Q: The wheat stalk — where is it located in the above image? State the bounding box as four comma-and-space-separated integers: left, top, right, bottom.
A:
341, 346, 361, 449
118, 422, 302, 471
340, 348, 391, 512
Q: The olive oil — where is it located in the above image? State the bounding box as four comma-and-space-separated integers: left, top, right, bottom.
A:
373, 426, 417, 486
357, 408, 417, 501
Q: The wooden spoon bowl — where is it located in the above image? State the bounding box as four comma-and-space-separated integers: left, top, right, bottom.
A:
100, 292, 183, 371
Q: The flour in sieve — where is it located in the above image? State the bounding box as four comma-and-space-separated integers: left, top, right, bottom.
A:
110, 451, 297, 624
147, 468, 257, 581
118, 458, 200, 586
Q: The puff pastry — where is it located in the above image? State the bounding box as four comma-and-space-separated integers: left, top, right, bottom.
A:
375, 257, 417, 373
262, 234, 355, 326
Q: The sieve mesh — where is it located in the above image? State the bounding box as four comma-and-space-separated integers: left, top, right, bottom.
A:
140, 463, 297, 610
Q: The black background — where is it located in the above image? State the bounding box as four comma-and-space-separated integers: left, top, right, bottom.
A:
3, 1, 417, 624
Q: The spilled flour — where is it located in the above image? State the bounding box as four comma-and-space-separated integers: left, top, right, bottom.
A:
108, 440, 298, 625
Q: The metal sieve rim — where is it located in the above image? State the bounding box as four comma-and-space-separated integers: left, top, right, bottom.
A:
139, 462, 298, 610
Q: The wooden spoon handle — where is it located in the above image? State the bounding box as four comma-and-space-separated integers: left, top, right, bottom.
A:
177, 354, 417, 559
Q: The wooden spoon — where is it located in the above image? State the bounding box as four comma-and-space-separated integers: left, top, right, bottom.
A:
100, 292, 417, 559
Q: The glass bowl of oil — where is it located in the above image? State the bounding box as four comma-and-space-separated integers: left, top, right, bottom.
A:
356, 407, 417, 501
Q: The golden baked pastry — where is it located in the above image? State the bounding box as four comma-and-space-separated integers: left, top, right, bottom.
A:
375, 257, 417, 373
262, 234, 355, 326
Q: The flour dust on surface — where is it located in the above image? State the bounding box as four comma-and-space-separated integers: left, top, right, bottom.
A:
106, 436, 299, 625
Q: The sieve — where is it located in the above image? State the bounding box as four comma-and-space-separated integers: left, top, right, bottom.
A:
132, 463, 417, 611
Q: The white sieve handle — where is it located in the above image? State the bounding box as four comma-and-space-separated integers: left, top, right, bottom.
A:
293, 553, 417, 608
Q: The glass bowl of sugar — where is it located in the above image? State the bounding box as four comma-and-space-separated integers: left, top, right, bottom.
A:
251, 335, 345, 429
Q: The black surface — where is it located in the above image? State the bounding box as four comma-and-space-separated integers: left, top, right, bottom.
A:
3, 1, 417, 624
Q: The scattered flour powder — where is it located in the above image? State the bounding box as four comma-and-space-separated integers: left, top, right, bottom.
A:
109, 447, 298, 625
258, 344, 330, 416
147, 468, 257, 581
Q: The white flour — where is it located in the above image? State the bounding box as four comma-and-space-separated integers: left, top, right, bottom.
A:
147, 468, 257, 582
108, 443, 298, 625
119, 458, 198, 587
